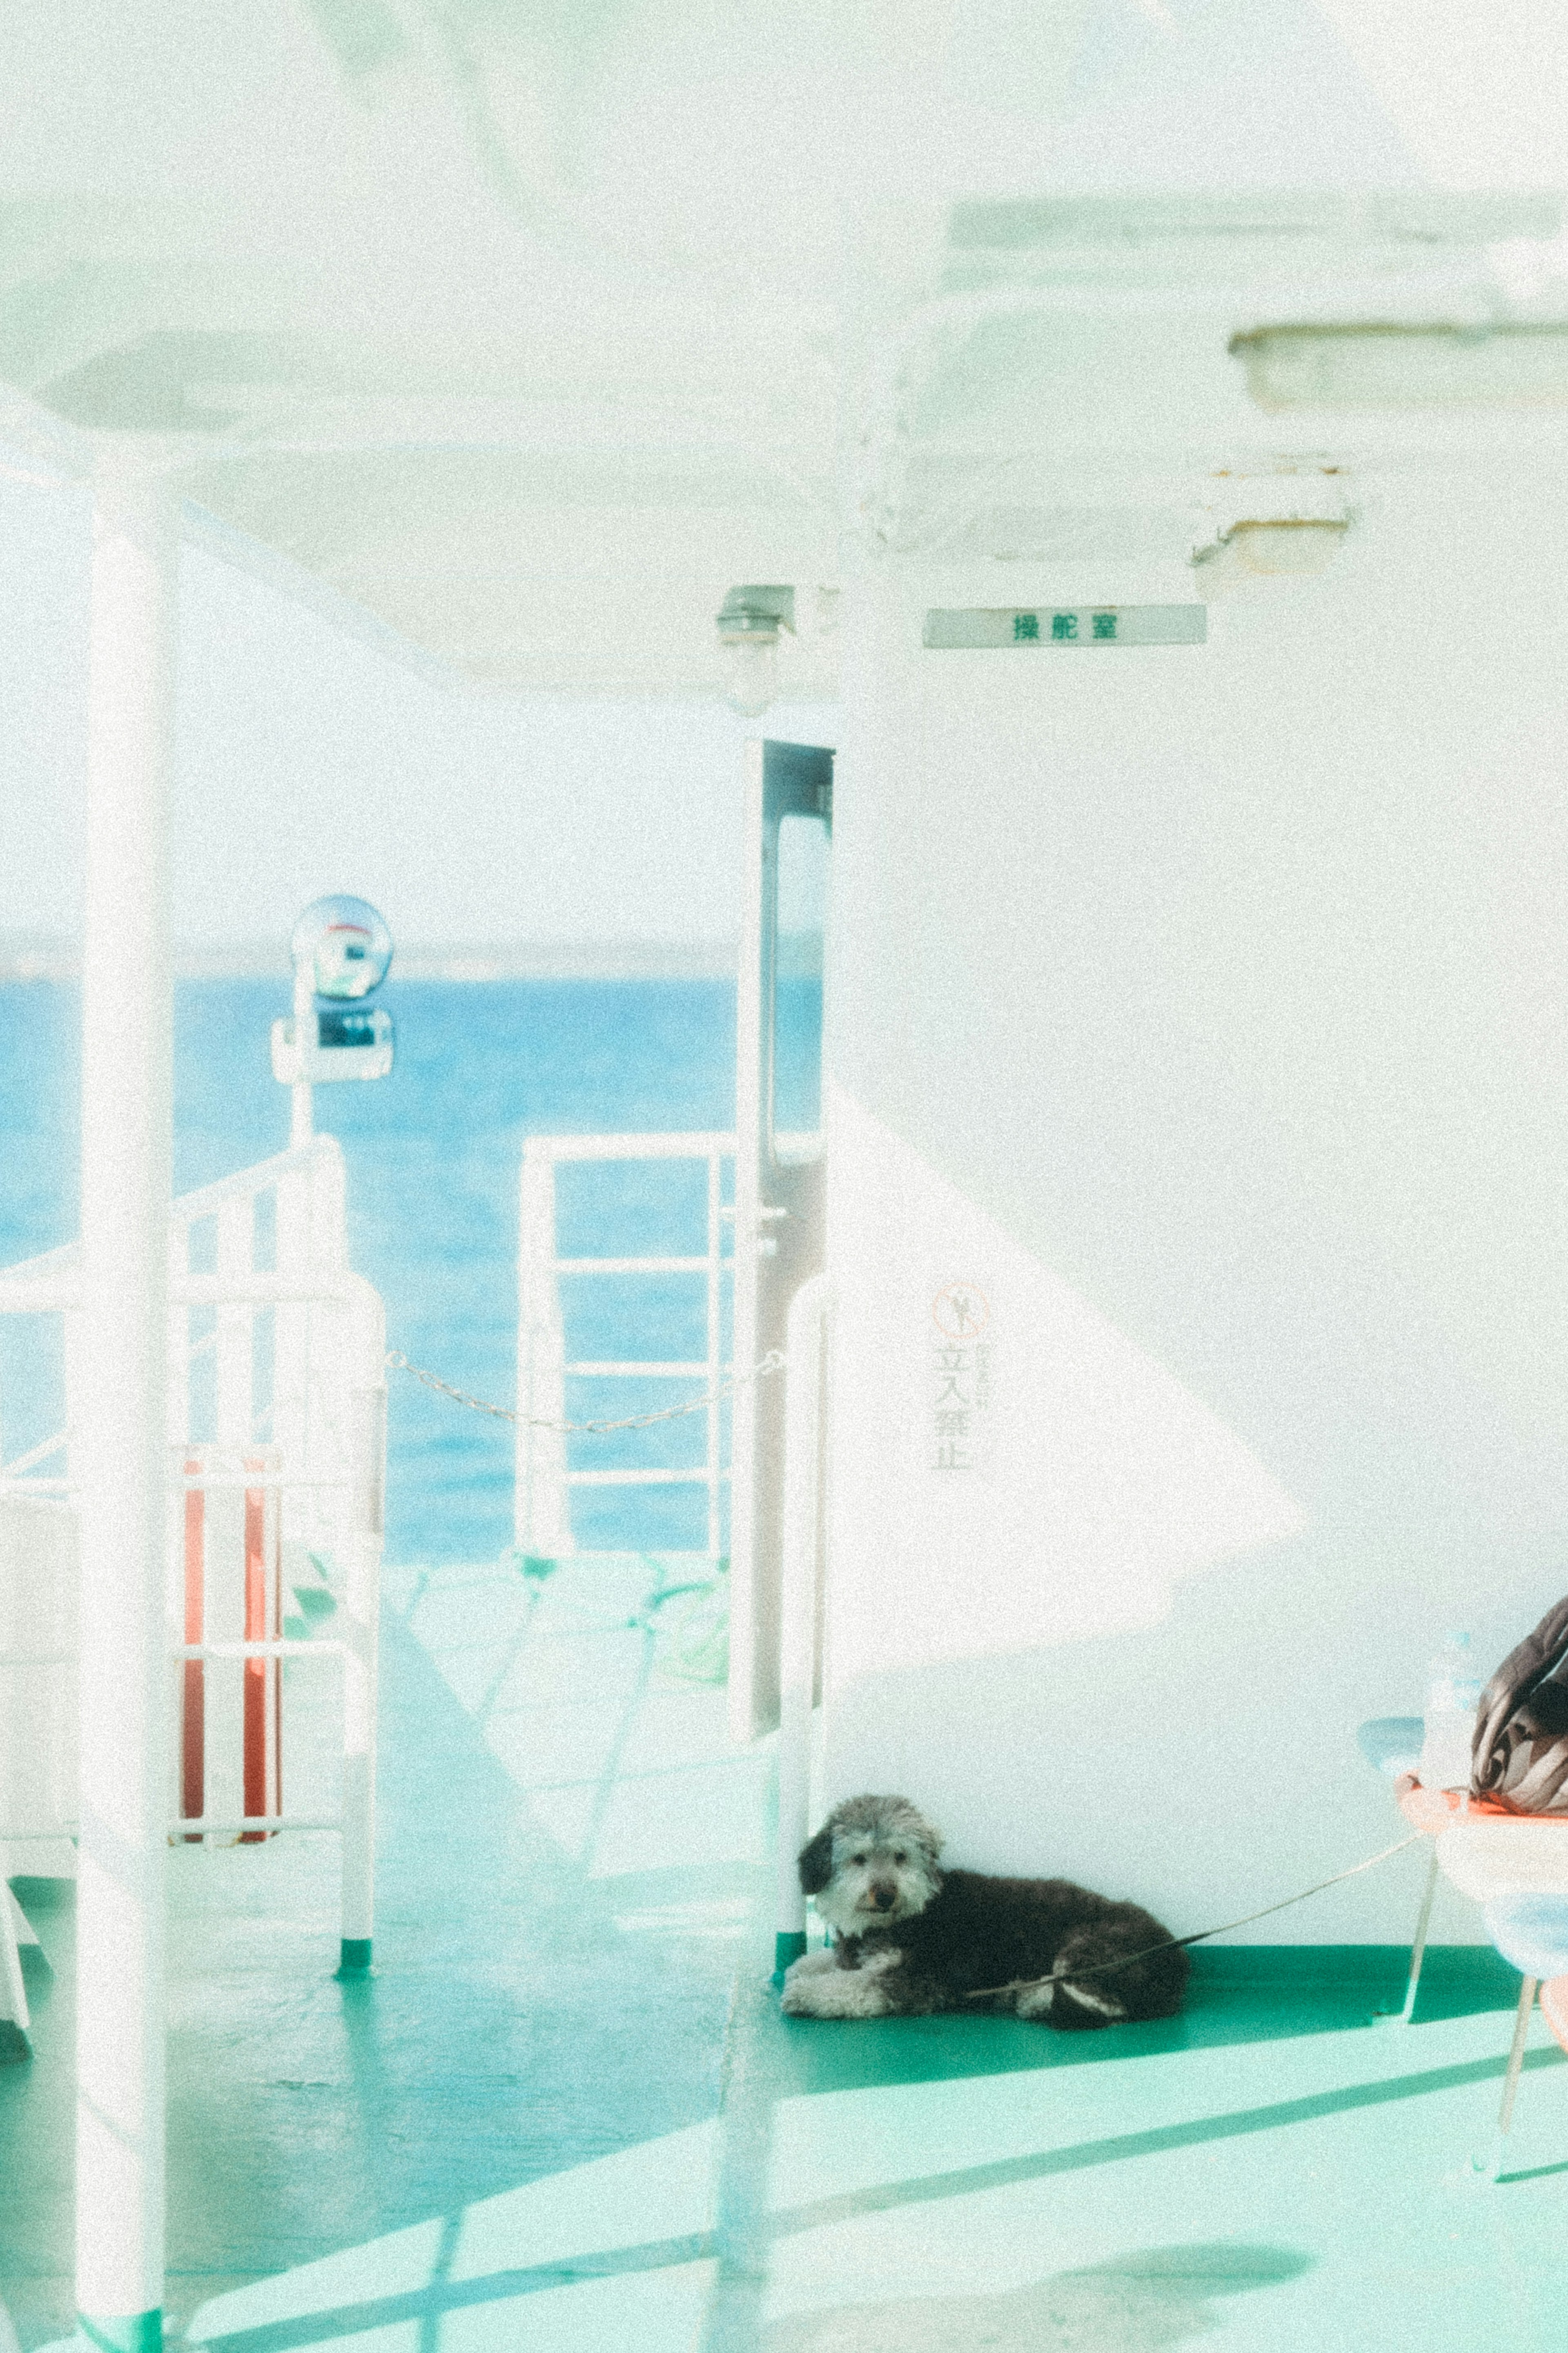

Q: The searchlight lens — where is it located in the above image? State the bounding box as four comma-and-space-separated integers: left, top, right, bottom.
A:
291, 895, 394, 1000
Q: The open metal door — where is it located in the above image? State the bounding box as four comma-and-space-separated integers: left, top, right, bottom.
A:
729, 738, 833, 1742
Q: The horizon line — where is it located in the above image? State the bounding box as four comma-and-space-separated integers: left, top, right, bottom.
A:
0, 932, 826, 983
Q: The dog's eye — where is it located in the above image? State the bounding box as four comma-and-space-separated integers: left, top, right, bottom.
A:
852, 1853, 866, 1866
893, 1852, 906, 1864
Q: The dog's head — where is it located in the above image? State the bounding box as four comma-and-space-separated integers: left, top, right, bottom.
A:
797, 1794, 944, 1938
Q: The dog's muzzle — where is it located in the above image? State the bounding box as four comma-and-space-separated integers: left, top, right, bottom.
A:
867, 1882, 898, 1914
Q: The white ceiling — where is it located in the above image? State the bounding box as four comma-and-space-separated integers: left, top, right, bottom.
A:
2, 1, 1566, 693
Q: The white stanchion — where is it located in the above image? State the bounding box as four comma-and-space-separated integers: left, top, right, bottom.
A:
77, 457, 175, 2353
337, 1278, 385, 1976
774, 1273, 833, 1982
514, 1146, 568, 1557
289, 954, 315, 1146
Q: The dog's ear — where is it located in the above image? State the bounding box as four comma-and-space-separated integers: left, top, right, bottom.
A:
797, 1824, 836, 1895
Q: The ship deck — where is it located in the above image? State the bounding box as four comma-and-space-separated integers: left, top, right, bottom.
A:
3, 1553, 1565, 2353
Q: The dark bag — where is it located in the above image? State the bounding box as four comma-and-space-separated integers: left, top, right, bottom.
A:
1472, 1594, 1568, 1813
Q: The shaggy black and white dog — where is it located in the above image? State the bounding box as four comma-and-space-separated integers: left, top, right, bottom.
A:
780, 1794, 1187, 2028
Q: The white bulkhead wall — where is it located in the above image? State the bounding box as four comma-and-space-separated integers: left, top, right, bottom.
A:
822, 492, 1568, 1942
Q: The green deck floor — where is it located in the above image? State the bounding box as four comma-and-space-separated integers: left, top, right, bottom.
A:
4, 1555, 1568, 2352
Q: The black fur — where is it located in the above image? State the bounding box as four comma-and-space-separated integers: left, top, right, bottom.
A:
833, 1871, 1186, 2026
797, 1823, 837, 1896
795, 1800, 1188, 2031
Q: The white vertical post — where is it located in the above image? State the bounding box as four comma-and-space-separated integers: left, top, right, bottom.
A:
272, 1164, 312, 1553
77, 457, 175, 2353
290, 959, 315, 1146
515, 1146, 568, 1557
62, 1309, 90, 1850
706, 1147, 722, 1561
165, 1217, 192, 1838
215, 1195, 254, 1451
339, 1276, 384, 1977
728, 741, 766, 1741
775, 1273, 831, 1982
165, 1222, 189, 1467
309, 1133, 348, 1283
307, 1137, 348, 1563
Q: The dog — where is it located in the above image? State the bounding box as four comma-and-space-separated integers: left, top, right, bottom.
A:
780, 1793, 1187, 2028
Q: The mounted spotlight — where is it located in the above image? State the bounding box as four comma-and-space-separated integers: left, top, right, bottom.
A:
1191, 517, 1350, 594
717, 586, 795, 716
1231, 324, 1568, 411
270, 894, 395, 1142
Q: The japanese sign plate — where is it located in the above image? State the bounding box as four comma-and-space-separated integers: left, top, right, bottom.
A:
923, 605, 1207, 649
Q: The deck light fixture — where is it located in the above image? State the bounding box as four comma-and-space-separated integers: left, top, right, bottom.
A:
271, 894, 395, 1140
1231, 324, 1568, 411
1191, 517, 1350, 592
717, 586, 795, 715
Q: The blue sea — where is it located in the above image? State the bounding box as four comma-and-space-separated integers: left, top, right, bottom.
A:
0, 977, 821, 1565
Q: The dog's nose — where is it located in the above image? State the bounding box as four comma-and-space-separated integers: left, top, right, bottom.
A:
869, 1882, 897, 1911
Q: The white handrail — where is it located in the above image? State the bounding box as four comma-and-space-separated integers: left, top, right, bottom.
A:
0, 1275, 361, 1314
568, 1467, 726, 1487
774, 1271, 833, 1982
523, 1131, 734, 1164
0, 1141, 331, 1311
554, 1255, 715, 1276
165, 1137, 325, 1223
0, 1135, 386, 1977
515, 1131, 737, 1558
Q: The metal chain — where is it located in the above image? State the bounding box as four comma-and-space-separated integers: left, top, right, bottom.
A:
384, 1347, 788, 1434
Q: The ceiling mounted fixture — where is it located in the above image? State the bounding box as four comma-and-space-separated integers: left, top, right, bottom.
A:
1231, 324, 1568, 411
1192, 517, 1350, 593
717, 586, 795, 716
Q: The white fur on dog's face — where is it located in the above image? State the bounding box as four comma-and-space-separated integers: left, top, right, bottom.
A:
805, 1795, 943, 1940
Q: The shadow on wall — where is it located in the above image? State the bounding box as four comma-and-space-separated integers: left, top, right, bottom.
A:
820, 1088, 1568, 1934
822, 1514, 1568, 1940
825, 1084, 1312, 1682
760, 2243, 1313, 2353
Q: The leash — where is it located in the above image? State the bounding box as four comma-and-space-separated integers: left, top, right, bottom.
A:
388, 1345, 1427, 1994
961, 1828, 1428, 2002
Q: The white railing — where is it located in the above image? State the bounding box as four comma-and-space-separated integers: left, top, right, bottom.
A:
0, 1134, 384, 1974
516, 1132, 736, 1560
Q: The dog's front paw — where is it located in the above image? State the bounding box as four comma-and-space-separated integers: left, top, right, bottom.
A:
784, 1948, 839, 1984
780, 1950, 900, 2018
779, 1950, 838, 2013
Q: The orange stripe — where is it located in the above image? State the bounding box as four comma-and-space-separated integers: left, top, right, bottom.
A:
1396, 1775, 1568, 1830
